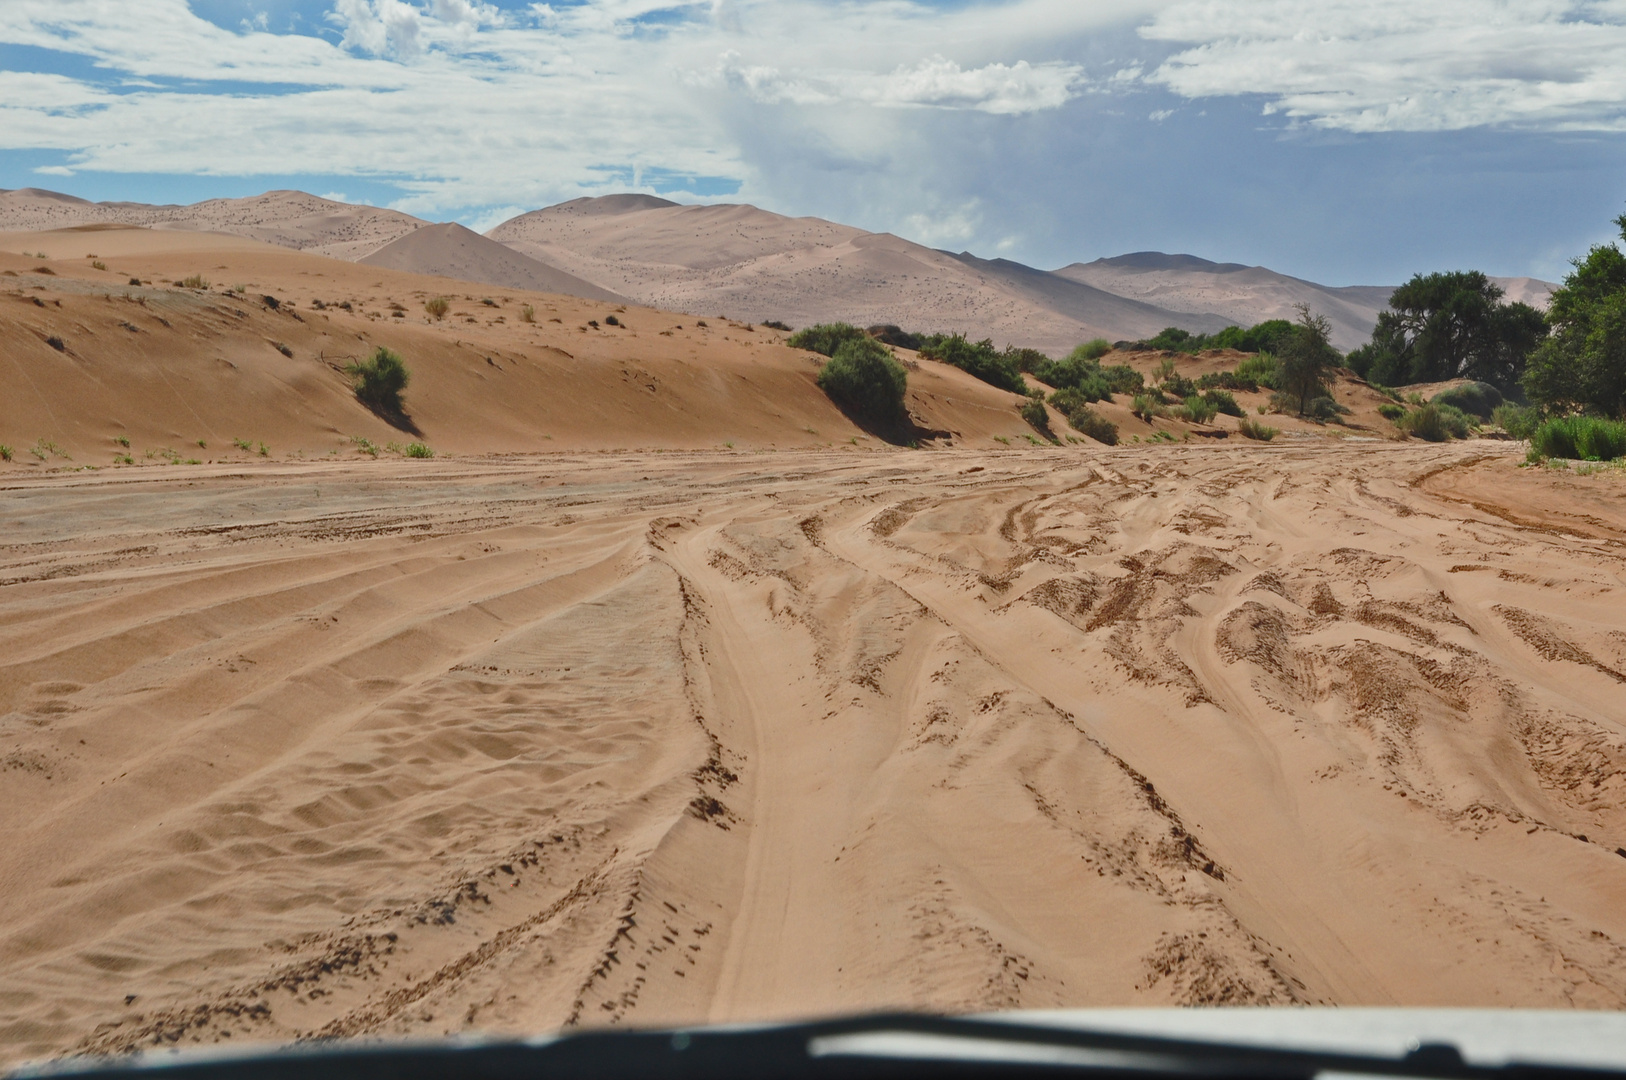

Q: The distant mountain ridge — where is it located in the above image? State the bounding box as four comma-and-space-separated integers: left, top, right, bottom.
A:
0, 187, 1557, 354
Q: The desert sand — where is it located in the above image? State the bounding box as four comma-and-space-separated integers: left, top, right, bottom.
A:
2, 226, 1625, 1067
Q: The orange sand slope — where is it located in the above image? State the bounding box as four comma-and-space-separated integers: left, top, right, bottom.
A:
0, 226, 1046, 461
2, 444, 1625, 1067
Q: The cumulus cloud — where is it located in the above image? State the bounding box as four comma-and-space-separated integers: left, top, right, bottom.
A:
709, 53, 1082, 114
0, 0, 1128, 218
1140, 0, 1626, 132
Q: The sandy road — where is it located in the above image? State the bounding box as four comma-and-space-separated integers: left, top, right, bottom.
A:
2, 443, 1626, 1065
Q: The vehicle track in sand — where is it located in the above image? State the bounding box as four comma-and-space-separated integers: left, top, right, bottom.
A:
4, 443, 1626, 1066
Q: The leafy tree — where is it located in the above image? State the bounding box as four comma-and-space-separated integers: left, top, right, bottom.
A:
1349, 271, 1546, 392
816, 337, 908, 425
1522, 212, 1626, 417
1277, 305, 1341, 416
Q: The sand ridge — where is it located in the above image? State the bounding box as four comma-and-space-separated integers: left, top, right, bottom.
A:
487, 199, 1234, 356
2, 443, 1625, 1065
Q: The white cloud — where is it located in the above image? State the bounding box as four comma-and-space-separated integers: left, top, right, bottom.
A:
704, 52, 1081, 115
34, 165, 75, 176
1140, 0, 1626, 132
0, 0, 1142, 227
902, 201, 983, 247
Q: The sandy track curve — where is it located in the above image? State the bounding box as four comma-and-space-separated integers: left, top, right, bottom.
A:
3, 444, 1626, 1065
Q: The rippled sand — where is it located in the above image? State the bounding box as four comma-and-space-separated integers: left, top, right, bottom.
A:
3, 442, 1625, 1065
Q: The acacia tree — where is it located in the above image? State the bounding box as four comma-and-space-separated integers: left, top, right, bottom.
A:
1348, 271, 1546, 392
1523, 212, 1626, 417
1278, 304, 1340, 415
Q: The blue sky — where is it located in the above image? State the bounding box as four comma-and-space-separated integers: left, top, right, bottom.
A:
2, 0, 1623, 285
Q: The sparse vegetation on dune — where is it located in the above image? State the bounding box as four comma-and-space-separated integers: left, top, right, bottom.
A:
789, 322, 869, 357
1237, 417, 1278, 441
915, 334, 1027, 393
424, 296, 450, 320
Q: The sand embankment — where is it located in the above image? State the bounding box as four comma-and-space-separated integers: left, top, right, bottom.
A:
2, 443, 1625, 1065
0, 227, 1044, 462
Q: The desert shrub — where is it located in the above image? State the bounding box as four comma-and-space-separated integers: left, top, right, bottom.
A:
816, 337, 908, 425
1004, 346, 1053, 374
1305, 395, 1350, 421
1238, 418, 1278, 441
128, 277, 142, 286
1180, 394, 1219, 424
519, 304, 537, 323
272, 341, 293, 358
91, 260, 106, 271
1530, 415, 1626, 461
1048, 386, 1099, 418
1431, 381, 1503, 420
1378, 402, 1407, 421
405, 441, 434, 458
605, 314, 621, 326
1132, 393, 1168, 420
1202, 389, 1244, 417
863, 325, 922, 350
345, 346, 411, 413
1018, 396, 1054, 439
1163, 373, 1196, 399
424, 297, 450, 320
1267, 391, 1298, 414
1197, 370, 1258, 392
1067, 406, 1119, 445
352, 435, 380, 457
0, 445, 11, 461
917, 334, 1027, 393
1398, 403, 1472, 441
1102, 365, 1144, 396
789, 322, 866, 356
1234, 353, 1281, 390
762, 320, 792, 332
46, 336, 65, 352
1038, 357, 1112, 402
180, 274, 208, 289
1492, 403, 1540, 439
1073, 338, 1112, 361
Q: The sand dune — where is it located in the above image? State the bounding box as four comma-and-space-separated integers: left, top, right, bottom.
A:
1058, 253, 1555, 352
0, 226, 1051, 463
358, 223, 629, 305
488, 199, 1232, 356
0, 189, 426, 261
2, 441, 1625, 1066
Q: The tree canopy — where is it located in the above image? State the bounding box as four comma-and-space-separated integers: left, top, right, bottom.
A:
1522, 213, 1626, 418
1347, 270, 1546, 392
1277, 305, 1340, 416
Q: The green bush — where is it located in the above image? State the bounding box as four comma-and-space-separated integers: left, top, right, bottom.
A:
405, 441, 434, 458
1067, 406, 1119, 445
1132, 394, 1168, 421
1398, 403, 1472, 441
1378, 402, 1407, 421
1103, 365, 1145, 396
1492, 403, 1540, 439
0, 444, 11, 462
1234, 353, 1281, 390
789, 322, 868, 357
1197, 370, 1258, 392
1073, 338, 1112, 361
1304, 395, 1349, 421
816, 337, 908, 425
1431, 381, 1503, 420
1180, 394, 1219, 424
1530, 415, 1626, 460
1004, 346, 1053, 373
1019, 396, 1054, 439
345, 346, 411, 413
1238, 418, 1278, 441
917, 334, 1027, 393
